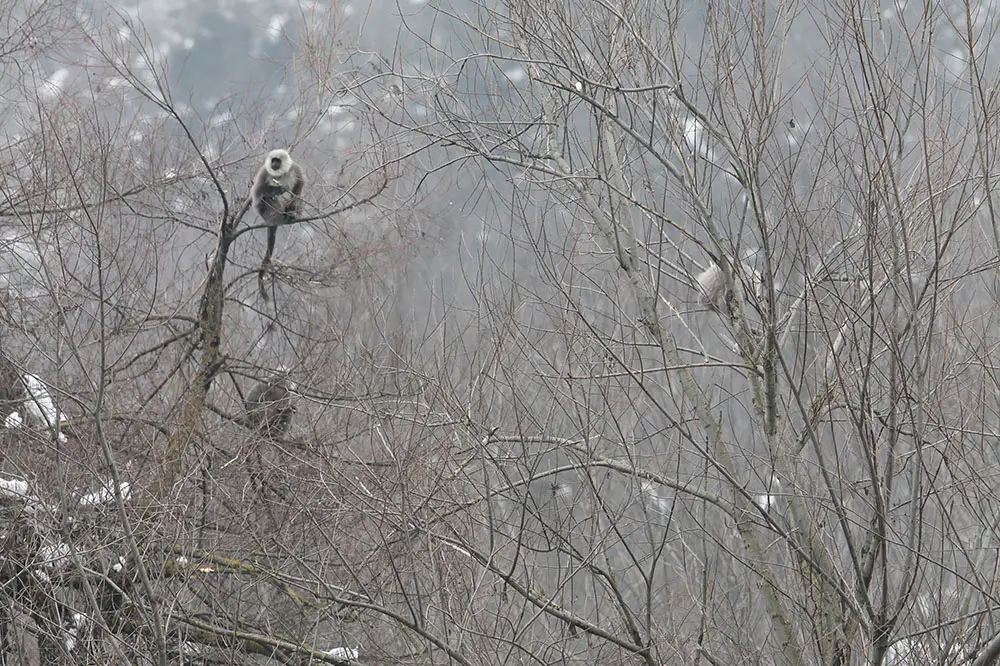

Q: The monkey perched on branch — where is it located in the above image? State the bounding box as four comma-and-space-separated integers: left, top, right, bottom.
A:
251, 149, 305, 300
696, 259, 763, 315
244, 368, 296, 501
244, 369, 296, 440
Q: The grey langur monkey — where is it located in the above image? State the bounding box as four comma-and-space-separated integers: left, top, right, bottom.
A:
244, 368, 296, 501
696, 260, 763, 314
251, 149, 305, 299
696, 263, 726, 312
244, 369, 296, 440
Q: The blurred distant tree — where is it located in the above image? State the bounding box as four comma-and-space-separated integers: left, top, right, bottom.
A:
324, 1, 1000, 665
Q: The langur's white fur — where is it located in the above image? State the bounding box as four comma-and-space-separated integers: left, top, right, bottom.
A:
696, 263, 726, 311
696, 260, 763, 314
264, 149, 291, 178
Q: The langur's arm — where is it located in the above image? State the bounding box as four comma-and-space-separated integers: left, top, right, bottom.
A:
284, 165, 305, 215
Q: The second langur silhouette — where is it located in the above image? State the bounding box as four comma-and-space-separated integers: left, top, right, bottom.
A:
251, 149, 305, 299
244, 369, 297, 502
244, 370, 296, 440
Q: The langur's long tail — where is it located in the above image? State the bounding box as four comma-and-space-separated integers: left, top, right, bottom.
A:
258, 225, 277, 302
257, 260, 271, 302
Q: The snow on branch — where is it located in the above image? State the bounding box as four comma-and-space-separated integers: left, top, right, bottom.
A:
77, 481, 132, 507
0, 474, 48, 513
0, 473, 134, 515
324, 646, 360, 662
62, 612, 88, 652
22, 373, 69, 441
0, 475, 33, 501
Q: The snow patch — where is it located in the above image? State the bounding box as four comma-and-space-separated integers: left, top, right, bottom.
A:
79, 482, 132, 507
4, 411, 22, 428
324, 646, 360, 661
23, 373, 68, 441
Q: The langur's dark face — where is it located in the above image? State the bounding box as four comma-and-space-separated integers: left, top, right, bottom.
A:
270, 156, 283, 171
